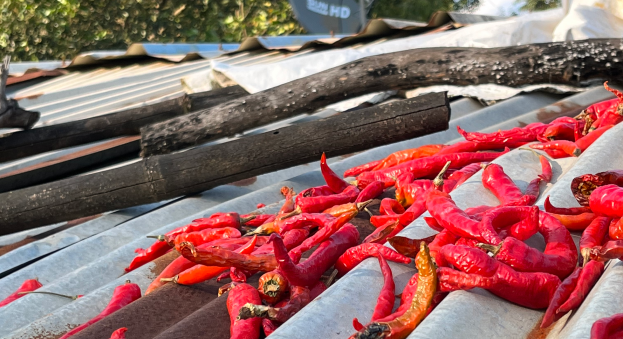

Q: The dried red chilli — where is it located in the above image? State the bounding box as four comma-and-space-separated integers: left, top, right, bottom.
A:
59, 281, 141, 339
542, 122, 576, 141
571, 170, 623, 206
426, 188, 502, 245
167, 227, 241, 247
557, 260, 605, 314
595, 82, 623, 128
0, 279, 42, 307
241, 214, 275, 227
610, 218, 623, 240
227, 283, 262, 339
387, 235, 438, 258
590, 184, 623, 218
577, 125, 614, 151
530, 140, 581, 157
439, 245, 560, 309
395, 180, 433, 207
479, 212, 577, 279
370, 215, 400, 228
544, 196, 592, 215
352, 254, 395, 328
380, 198, 405, 215
550, 212, 598, 231
541, 267, 582, 328
355, 181, 385, 203
287, 220, 355, 264
591, 313, 623, 339
363, 220, 404, 244
447, 162, 483, 187
479, 205, 539, 241
427, 229, 459, 267
320, 152, 351, 193
436, 139, 526, 155
423, 216, 444, 232
355, 150, 509, 189
344, 160, 382, 178
109, 328, 127, 339
590, 240, 623, 261
334, 243, 411, 276
295, 185, 360, 213
481, 163, 528, 206
372, 144, 446, 170
580, 216, 611, 264
457, 123, 549, 144
543, 149, 570, 159
269, 224, 359, 287
278, 186, 297, 216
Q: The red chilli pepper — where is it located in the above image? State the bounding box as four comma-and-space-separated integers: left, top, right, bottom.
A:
355, 181, 385, 203
545, 196, 592, 215
59, 281, 141, 339
530, 140, 581, 157
577, 125, 614, 151
543, 149, 571, 159
334, 243, 411, 276
344, 160, 382, 178
580, 216, 612, 264
572, 170, 623, 206
591, 313, 623, 339
380, 198, 405, 215
610, 218, 623, 240
0, 278, 42, 307
321, 152, 351, 193
295, 185, 360, 213
478, 212, 577, 279
227, 283, 262, 339
557, 260, 605, 314
370, 215, 400, 228
426, 189, 502, 245
269, 224, 359, 287
287, 219, 352, 264
387, 235, 438, 258
109, 328, 127, 339
447, 162, 483, 187
480, 205, 539, 241
169, 227, 241, 247
146, 255, 196, 294
353, 254, 395, 328
590, 240, 623, 261
437, 139, 527, 155
242, 214, 275, 227
550, 212, 598, 231
481, 163, 526, 205
427, 229, 460, 268
596, 82, 623, 128
439, 245, 560, 309
590, 184, 623, 218
457, 123, 547, 144
541, 267, 582, 328
372, 144, 446, 171
356, 150, 508, 189
542, 122, 575, 141
395, 180, 433, 207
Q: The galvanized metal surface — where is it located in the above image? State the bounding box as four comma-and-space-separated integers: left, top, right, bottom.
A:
269, 148, 572, 339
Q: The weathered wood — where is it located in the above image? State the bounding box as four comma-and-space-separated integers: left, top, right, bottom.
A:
141, 38, 623, 156
0, 92, 450, 234
0, 136, 140, 193
0, 86, 248, 163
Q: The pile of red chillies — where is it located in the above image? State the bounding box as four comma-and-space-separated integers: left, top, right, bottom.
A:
27, 85, 623, 339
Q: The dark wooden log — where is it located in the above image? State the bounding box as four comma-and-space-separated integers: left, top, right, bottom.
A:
0, 92, 449, 234
0, 86, 248, 163
0, 136, 140, 193
141, 38, 623, 156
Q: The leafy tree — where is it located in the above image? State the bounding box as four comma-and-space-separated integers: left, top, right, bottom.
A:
518, 0, 561, 11
369, 0, 480, 22
0, 0, 304, 61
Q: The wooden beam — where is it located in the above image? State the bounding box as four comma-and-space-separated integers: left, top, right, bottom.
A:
0, 136, 140, 193
141, 38, 623, 156
0, 86, 248, 163
0, 92, 450, 234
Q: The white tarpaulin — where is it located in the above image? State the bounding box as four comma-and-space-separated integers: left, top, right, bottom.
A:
204, 3, 622, 101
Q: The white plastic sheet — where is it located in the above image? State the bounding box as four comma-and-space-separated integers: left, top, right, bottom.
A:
553, 0, 623, 41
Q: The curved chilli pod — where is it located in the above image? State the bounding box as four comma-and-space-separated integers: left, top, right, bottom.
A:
320, 153, 351, 193
270, 224, 359, 287
478, 212, 577, 279
349, 242, 437, 339
571, 170, 623, 206
334, 243, 411, 277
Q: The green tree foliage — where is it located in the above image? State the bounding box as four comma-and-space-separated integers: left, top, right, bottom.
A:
519, 0, 561, 11
369, 0, 480, 22
0, 0, 304, 61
